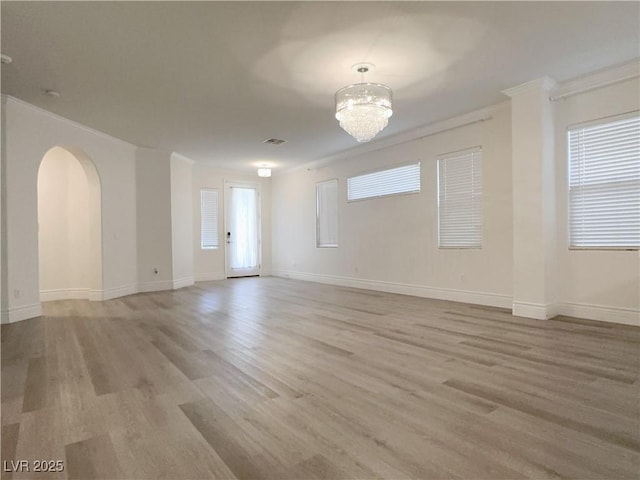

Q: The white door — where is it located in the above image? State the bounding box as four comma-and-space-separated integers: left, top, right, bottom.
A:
225, 182, 261, 278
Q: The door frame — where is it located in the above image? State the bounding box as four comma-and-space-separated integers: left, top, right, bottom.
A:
223, 180, 262, 278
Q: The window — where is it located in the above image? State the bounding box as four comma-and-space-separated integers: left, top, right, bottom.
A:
568, 113, 640, 248
316, 179, 338, 247
200, 189, 219, 249
347, 162, 420, 202
437, 147, 483, 248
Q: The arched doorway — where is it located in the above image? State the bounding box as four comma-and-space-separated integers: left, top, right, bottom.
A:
37, 146, 102, 301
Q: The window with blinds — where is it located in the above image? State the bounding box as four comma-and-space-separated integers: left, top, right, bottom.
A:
316, 179, 338, 247
347, 162, 420, 202
568, 113, 640, 249
201, 189, 219, 249
437, 148, 483, 248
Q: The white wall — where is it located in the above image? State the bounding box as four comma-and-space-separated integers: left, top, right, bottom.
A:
555, 77, 640, 322
271, 69, 639, 325
1, 96, 138, 322
136, 147, 174, 290
272, 102, 513, 307
38, 147, 92, 297
170, 154, 194, 288
192, 164, 272, 281
2, 66, 637, 326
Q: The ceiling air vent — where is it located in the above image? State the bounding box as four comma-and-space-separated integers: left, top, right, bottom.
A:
263, 138, 286, 145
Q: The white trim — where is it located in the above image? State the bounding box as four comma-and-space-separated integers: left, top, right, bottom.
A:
272, 270, 511, 309
288, 103, 501, 174
138, 280, 174, 293
88, 290, 105, 302
551, 59, 640, 101
559, 302, 639, 327
171, 152, 196, 165
566, 109, 640, 131
1, 303, 42, 324
194, 272, 226, 282
1, 95, 136, 148
4, 279, 636, 328
40, 288, 91, 302
502, 76, 557, 98
100, 283, 138, 300
173, 276, 194, 290
512, 301, 558, 320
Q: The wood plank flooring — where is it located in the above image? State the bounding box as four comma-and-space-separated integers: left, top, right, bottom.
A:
1, 277, 639, 479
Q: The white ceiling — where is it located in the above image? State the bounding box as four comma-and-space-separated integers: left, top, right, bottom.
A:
2, 2, 639, 172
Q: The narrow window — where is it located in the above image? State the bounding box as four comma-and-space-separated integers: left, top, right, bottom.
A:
438, 148, 483, 248
201, 189, 219, 249
568, 113, 639, 248
347, 162, 420, 202
316, 179, 338, 247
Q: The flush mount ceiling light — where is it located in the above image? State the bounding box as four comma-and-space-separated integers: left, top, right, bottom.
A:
335, 63, 393, 143
257, 166, 272, 177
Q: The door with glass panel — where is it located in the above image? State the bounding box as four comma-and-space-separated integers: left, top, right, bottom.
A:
224, 182, 261, 278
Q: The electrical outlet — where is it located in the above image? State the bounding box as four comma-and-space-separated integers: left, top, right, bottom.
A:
13, 289, 20, 299
153, 267, 159, 275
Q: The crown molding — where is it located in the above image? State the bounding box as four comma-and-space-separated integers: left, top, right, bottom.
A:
502, 76, 557, 98
551, 58, 640, 101
1, 94, 137, 150
288, 101, 504, 174
171, 152, 196, 165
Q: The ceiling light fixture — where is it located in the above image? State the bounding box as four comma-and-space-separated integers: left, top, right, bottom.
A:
335, 63, 393, 143
257, 167, 272, 177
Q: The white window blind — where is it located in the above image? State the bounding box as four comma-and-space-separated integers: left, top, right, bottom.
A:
316, 179, 338, 247
201, 189, 219, 249
347, 162, 420, 202
438, 148, 483, 248
569, 113, 640, 248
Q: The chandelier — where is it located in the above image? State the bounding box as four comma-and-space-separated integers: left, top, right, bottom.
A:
335, 64, 393, 143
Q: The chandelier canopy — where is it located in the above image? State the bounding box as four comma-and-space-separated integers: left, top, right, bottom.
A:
335, 65, 393, 143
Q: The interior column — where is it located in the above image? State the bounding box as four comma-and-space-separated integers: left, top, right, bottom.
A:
503, 77, 558, 319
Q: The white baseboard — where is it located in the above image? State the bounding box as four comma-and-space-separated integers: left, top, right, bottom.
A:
512, 301, 638, 325
40, 288, 91, 302
173, 276, 195, 290
273, 270, 638, 327
88, 289, 105, 301
194, 272, 226, 282
512, 301, 558, 320
40, 284, 139, 302
138, 280, 173, 293
10, 274, 637, 328
101, 283, 138, 300
1, 303, 42, 324
559, 302, 639, 327
272, 270, 512, 309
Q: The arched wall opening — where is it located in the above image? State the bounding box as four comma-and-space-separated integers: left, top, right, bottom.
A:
37, 146, 103, 301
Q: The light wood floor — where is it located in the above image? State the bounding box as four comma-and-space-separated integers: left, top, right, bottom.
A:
1, 277, 639, 479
